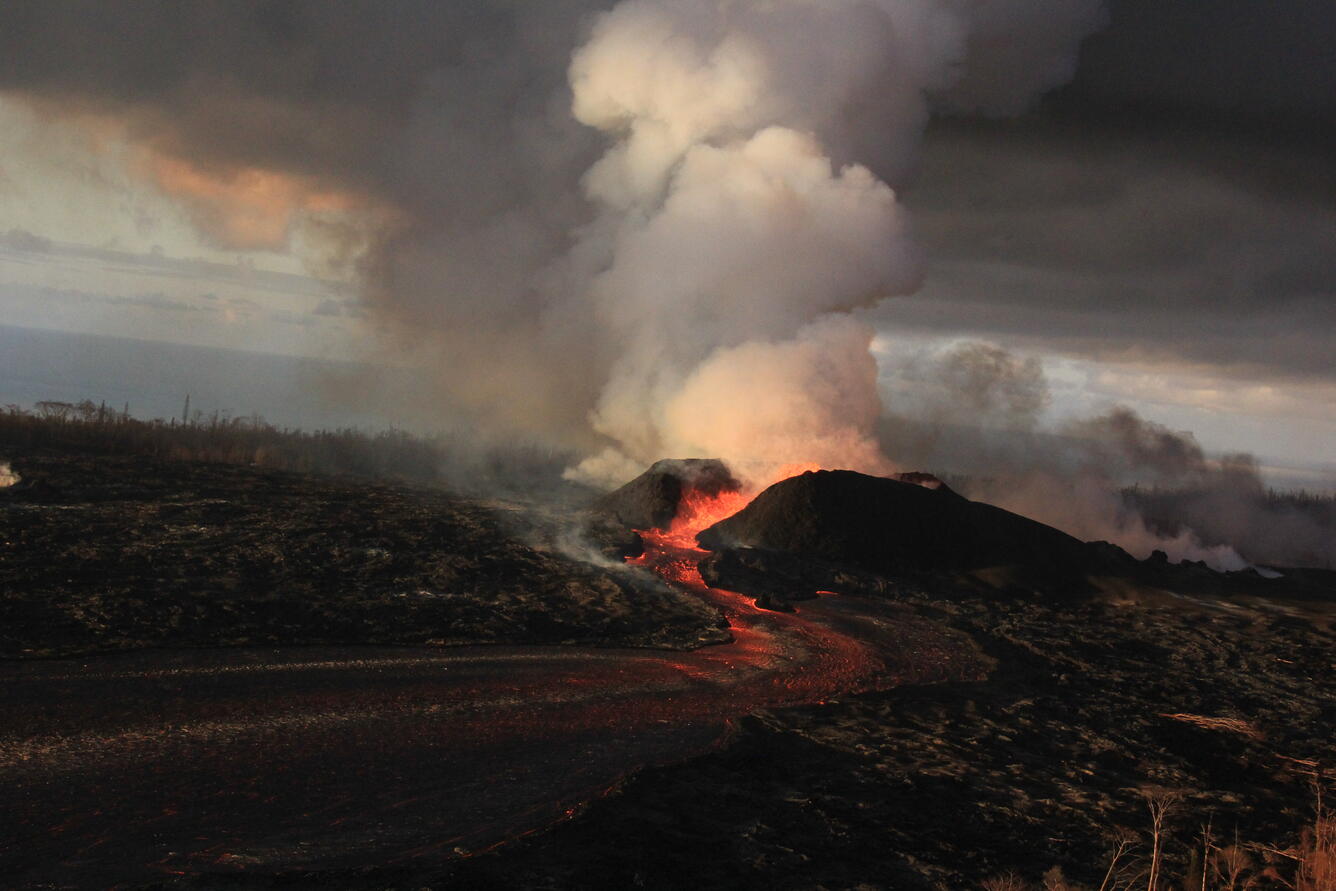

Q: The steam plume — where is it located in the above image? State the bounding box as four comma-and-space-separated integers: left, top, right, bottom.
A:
880, 342, 1334, 570
0, 0, 1108, 487
561, 0, 1107, 485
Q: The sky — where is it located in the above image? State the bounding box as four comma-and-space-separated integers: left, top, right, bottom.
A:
0, 0, 1332, 489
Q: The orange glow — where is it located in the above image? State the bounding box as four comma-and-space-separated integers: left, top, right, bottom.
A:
645, 461, 821, 551
651, 486, 753, 550
147, 156, 360, 251
630, 462, 824, 592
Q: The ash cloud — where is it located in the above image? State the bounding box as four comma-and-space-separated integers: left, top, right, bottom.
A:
880, 343, 1335, 569
5, 1, 1328, 571
0, 0, 1109, 487
560, 0, 1106, 485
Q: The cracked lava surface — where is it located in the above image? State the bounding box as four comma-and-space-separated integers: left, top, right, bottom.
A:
2, 498, 977, 887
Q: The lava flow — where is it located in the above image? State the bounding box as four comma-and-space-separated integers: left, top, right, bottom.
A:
626, 479, 901, 704
3, 477, 980, 887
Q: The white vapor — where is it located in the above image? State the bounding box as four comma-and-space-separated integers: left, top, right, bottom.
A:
562, 0, 1108, 487
0, 1, 1109, 491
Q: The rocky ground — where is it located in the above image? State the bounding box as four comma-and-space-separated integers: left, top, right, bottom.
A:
5, 451, 1333, 888
0, 450, 727, 658
432, 585, 1335, 890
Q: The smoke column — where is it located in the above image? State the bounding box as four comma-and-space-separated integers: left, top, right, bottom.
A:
877, 342, 1336, 570
559, 0, 1107, 485
0, 0, 1108, 487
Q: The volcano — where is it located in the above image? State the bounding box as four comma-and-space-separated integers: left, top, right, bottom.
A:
601, 462, 1336, 612
697, 469, 1094, 577
592, 458, 742, 532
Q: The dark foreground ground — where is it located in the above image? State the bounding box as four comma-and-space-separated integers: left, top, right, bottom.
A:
432, 589, 1335, 889
3, 451, 1334, 889
0, 451, 725, 658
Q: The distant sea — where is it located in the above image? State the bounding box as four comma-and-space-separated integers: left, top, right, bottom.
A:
0, 324, 399, 432
3, 325, 1330, 493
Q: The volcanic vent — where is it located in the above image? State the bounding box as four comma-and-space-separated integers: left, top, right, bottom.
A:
595, 463, 1129, 611
592, 459, 745, 535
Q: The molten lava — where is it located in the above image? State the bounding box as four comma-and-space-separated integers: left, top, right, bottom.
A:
4, 466, 985, 886
622, 473, 943, 712
650, 485, 755, 550
629, 462, 819, 587
629, 484, 753, 589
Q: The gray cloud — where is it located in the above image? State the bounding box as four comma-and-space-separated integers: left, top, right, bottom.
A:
885, 116, 1336, 384
5, 282, 208, 314
1056, 0, 1336, 138
4, 1, 1328, 488
1, 227, 52, 254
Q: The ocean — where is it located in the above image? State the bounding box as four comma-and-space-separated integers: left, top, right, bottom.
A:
0, 324, 399, 432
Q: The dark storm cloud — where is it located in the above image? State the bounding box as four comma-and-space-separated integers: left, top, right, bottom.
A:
886, 0, 1336, 387
893, 97, 1336, 385
0, 1, 591, 187
1055, 0, 1336, 138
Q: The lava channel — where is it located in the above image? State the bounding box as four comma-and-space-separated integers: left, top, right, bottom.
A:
1, 483, 979, 887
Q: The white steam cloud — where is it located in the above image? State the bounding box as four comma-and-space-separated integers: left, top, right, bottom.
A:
561, 0, 1107, 486
877, 343, 1323, 571
0, 0, 1109, 491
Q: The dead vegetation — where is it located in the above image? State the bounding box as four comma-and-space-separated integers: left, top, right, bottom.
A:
1, 399, 443, 480
984, 778, 1335, 891
0, 400, 587, 496
1160, 714, 1265, 742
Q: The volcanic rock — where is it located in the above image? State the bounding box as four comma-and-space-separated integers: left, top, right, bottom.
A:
0, 451, 731, 658
891, 471, 957, 494
698, 547, 898, 609
593, 458, 741, 531
697, 469, 1092, 578
580, 512, 646, 562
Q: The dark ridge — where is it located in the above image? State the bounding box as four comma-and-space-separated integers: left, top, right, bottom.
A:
891, 471, 960, 496
697, 469, 1092, 577
592, 459, 740, 532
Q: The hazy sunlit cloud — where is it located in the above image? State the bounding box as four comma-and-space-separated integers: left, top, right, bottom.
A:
147, 156, 358, 253
0, 2, 1330, 490
0, 97, 377, 281
0, 235, 368, 360
870, 329, 1335, 488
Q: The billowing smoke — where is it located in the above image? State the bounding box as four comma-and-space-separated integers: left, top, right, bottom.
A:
879, 340, 1051, 466
880, 342, 1335, 569
8, 4, 1320, 568
972, 465, 1253, 572
0, 0, 1108, 489
559, 0, 1107, 485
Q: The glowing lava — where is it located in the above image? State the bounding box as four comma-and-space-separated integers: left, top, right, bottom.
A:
628, 484, 752, 588
626, 468, 904, 703
3, 467, 983, 885
631, 462, 820, 573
